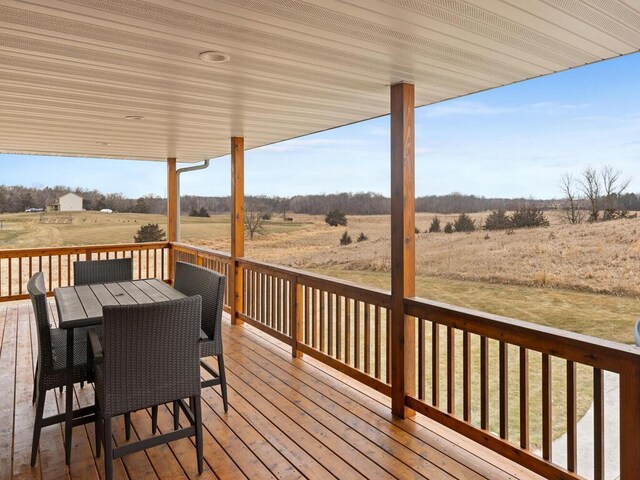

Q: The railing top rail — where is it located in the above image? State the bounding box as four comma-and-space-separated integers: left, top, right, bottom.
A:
171, 242, 231, 259
406, 296, 640, 373
0, 241, 170, 259
238, 256, 392, 307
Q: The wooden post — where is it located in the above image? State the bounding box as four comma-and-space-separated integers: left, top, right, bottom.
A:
230, 137, 244, 325
619, 363, 640, 479
390, 82, 416, 418
290, 278, 303, 358
166, 157, 177, 283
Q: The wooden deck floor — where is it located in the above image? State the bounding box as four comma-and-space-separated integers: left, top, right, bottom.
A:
0, 299, 543, 480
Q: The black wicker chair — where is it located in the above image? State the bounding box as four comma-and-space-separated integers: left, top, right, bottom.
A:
73, 257, 133, 285
151, 261, 228, 433
28, 272, 96, 466
89, 296, 204, 480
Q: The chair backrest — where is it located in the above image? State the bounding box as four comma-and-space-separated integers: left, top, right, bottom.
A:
27, 272, 54, 373
635, 319, 640, 347
73, 257, 133, 285
101, 296, 202, 416
174, 262, 226, 349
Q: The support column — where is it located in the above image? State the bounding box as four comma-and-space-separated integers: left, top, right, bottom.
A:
166, 157, 177, 283
390, 82, 416, 418
230, 137, 245, 325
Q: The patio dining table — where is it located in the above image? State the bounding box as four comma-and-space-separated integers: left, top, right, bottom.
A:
54, 279, 187, 464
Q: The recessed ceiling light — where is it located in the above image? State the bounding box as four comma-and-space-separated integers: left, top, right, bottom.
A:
125, 115, 145, 121
199, 51, 230, 63
96, 142, 110, 146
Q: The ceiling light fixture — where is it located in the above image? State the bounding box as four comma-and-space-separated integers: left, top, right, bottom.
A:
199, 51, 231, 63
125, 115, 145, 121
96, 142, 110, 146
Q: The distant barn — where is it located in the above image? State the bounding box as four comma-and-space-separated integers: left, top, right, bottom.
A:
47, 192, 83, 212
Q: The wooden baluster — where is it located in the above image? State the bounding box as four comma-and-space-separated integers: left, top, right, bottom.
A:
386, 309, 392, 384
18, 257, 23, 295
364, 303, 371, 374
480, 337, 489, 429
354, 300, 361, 370
311, 288, 317, 348
432, 322, 440, 407
542, 353, 552, 461
9, 257, 13, 296
520, 347, 529, 449
304, 287, 311, 345
138, 251, 142, 279
593, 368, 604, 480
57, 254, 62, 288
0, 258, 3, 297
345, 298, 351, 365
253, 270, 257, 319
418, 319, 425, 400
319, 290, 325, 352
620, 362, 640, 480
374, 306, 381, 380
48, 255, 52, 291
447, 326, 455, 414
28, 257, 33, 279
327, 293, 334, 357
261, 273, 267, 324
276, 277, 282, 333
463, 331, 470, 421
499, 341, 509, 440
161, 247, 166, 281
336, 295, 342, 361
567, 361, 577, 472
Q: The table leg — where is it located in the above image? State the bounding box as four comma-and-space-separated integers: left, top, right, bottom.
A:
65, 328, 74, 465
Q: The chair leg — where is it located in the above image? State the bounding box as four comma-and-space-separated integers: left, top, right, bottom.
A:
30, 389, 46, 466
80, 381, 84, 388
218, 355, 229, 413
95, 400, 102, 458
104, 416, 113, 480
32, 362, 39, 405
59, 386, 63, 394
151, 406, 158, 434
173, 401, 180, 430
193, 395, 203, 475
124, 412, 131, 441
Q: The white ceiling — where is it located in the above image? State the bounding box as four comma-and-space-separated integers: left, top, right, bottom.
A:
1, 0, 639, 162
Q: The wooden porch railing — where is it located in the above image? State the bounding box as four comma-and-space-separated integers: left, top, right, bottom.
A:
0, 242, 170, 301
1, 240, 638, 479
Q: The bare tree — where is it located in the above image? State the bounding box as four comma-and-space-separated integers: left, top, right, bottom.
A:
560, 173, 584, 224
601, 165, 631, 220
579, 166, 601, 222
244, 211, 266, 239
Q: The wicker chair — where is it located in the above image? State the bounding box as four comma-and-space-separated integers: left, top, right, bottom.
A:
152, 261, 228, 433
73, 257, 133, 285
89, 296, 204, 480
28, 272, 96, 466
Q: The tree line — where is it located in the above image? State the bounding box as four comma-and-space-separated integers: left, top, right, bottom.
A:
2, 183, 640, 216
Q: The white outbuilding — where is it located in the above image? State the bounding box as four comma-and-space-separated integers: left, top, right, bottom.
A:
47, 192, 84, 212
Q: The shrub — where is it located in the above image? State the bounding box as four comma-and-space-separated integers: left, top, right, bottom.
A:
453, 213, 476, 232
484, 209, 511, 230
189, 207, 210, 218
428, 216, 441, 233
415, 226, 421, 234
356, 232, 368, 242
510, 207, 549, 229
443, 222, 453, 234
260, 211, 272, 220
325, 208, 348, 227
340, 231, 352, 245
134, 223, 166, 243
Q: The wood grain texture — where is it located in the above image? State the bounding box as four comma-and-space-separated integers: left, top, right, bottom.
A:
230, 137, 244, 325
390, 81, 416, 418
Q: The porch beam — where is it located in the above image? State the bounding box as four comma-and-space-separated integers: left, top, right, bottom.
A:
390, 82, 416, 418
166, 157, 177, 282
230, 137, 245, 325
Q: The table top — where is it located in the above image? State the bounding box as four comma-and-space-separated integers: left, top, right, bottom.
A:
55, 279, 186, 329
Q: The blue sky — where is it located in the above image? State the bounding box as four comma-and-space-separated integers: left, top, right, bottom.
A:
2, 53, 639, 200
